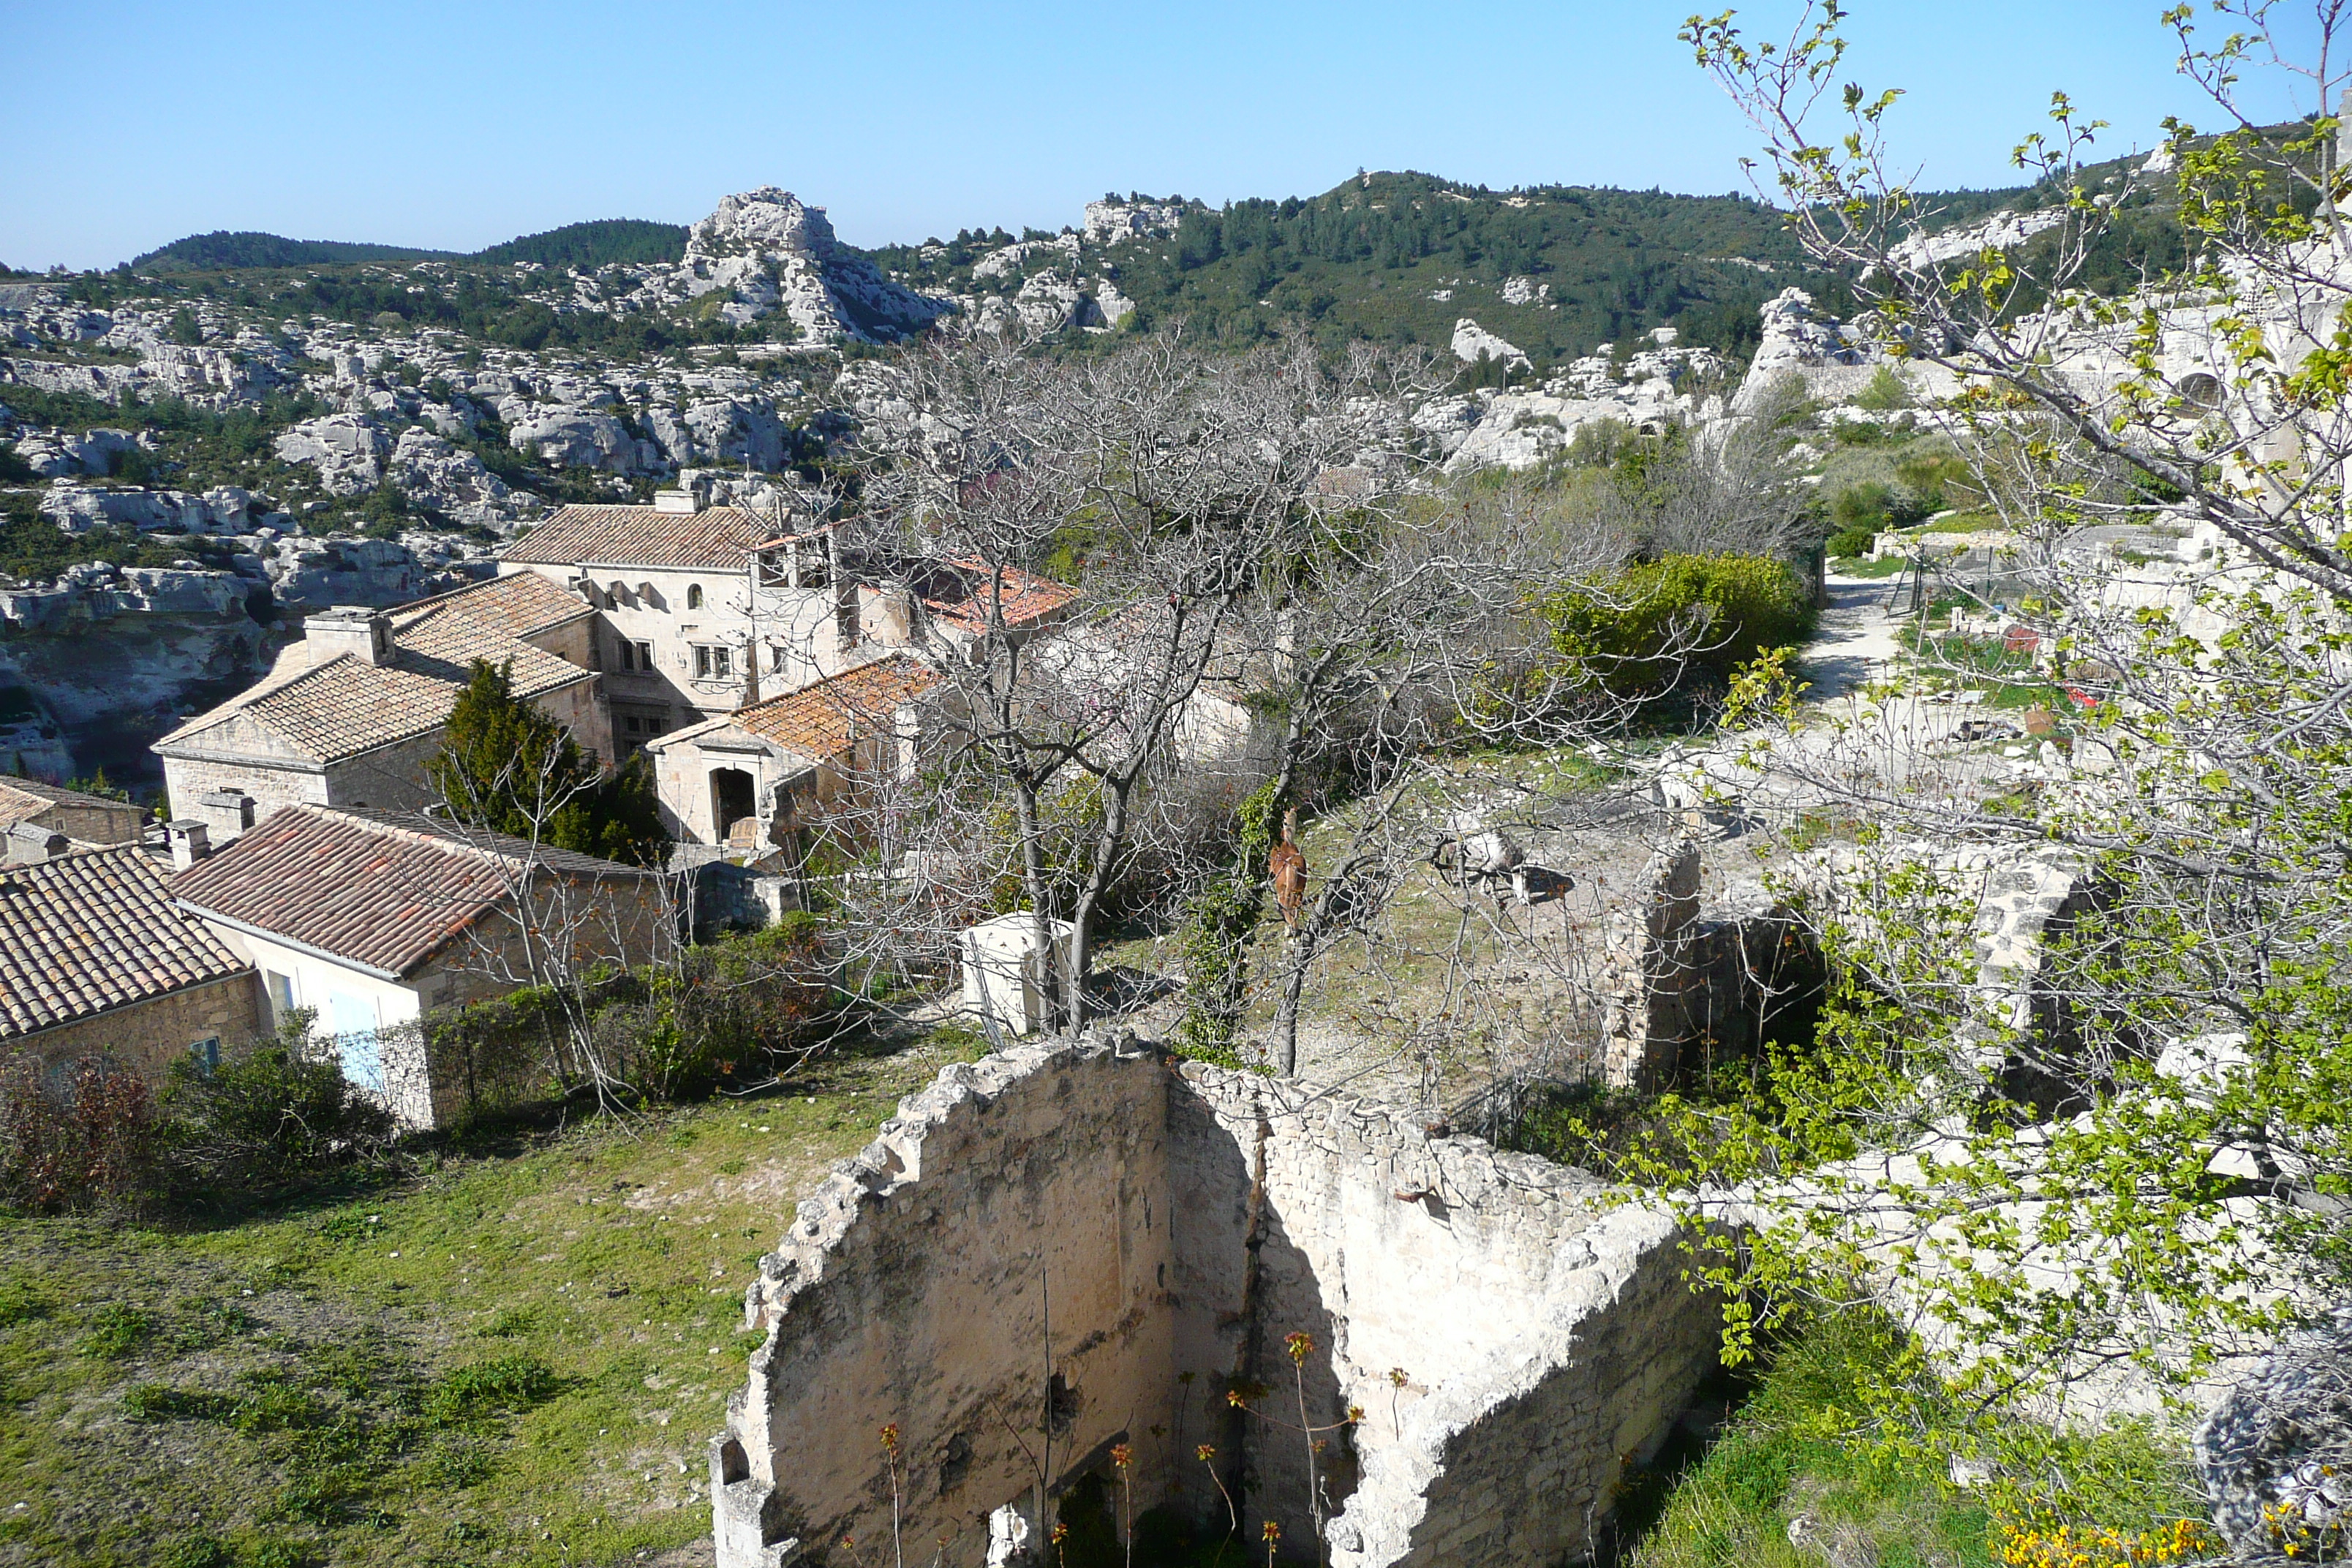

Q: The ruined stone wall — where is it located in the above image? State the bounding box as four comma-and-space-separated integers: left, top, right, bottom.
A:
713, 1041, 1720, 1568
1168, 1066, 1719, 1568
718, 1043, 1177, 1567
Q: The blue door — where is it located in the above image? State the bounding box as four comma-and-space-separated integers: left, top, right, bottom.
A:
326, 991, 384, 1093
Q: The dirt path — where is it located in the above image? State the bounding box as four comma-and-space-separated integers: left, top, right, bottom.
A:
1798, 569, 1907, 698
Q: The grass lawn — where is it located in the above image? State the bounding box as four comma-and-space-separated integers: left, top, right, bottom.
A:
0, 1039, 980, 1568
1613, 1312, 2210, 1568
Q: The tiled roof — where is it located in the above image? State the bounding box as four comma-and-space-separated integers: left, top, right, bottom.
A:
172, 806, 654, 979
155, 594, 593, 766
0, 847, 249, 1041
0, 777, 142, 829
500, 505, 761, 570
923, 563, 1079, 633
390, 572, 593, 657
668, 655, 941, 763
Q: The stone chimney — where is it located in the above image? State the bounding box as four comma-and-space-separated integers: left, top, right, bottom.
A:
655, 468, 714, 515
166, 819, 211, 872
4, 822, 67, 864
193, 787, 255, 845
304, 606, 393, 667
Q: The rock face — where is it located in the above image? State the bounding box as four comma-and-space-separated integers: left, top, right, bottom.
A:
274, 414, 391, 495
386, 429, 534, 532
1082, 197, 1189, 246
2198, 1317, 2352, 1555
1451, 317, 1532, 372
681, 187, 950, 344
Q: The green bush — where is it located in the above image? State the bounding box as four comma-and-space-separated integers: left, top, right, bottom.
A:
158, 1025, 396, 1199
1539, 553, 1815, 694
1825, 522, 1880, 559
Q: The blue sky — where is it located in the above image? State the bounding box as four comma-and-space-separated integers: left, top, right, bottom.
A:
0, 1, 2321, 271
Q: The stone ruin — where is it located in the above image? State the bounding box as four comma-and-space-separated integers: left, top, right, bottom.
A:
710, 1039, 1720, 1567
1600, 840, 1823, 1094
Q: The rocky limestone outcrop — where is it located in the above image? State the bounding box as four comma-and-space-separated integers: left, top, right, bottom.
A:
1082, 197, 1190, 246
1451, 317, 1532, 372
7, 425, 141, 479
505, 404, 638, 473
681, 187, 950, 344
386, 428, 536, 532
263, 534, 435, 613
274, 413, 391, 496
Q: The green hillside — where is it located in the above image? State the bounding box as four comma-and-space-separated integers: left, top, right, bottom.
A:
471, 219, 688, 268
878, 172, 1853, 369
131, 231, 456, 271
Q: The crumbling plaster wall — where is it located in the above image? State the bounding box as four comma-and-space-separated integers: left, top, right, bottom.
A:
713, 1039, 1719, 1568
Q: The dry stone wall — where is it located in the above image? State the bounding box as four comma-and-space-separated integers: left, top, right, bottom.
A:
712, 1038, 1719, 1568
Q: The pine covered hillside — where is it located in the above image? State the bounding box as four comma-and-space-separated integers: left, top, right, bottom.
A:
130, 232, 458, 271
878, 172, 1850, 368
469, 219, 689, 269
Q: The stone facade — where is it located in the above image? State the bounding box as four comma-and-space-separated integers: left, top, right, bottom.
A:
4, 970, 262, 1088
712, 1038, 1718, 1568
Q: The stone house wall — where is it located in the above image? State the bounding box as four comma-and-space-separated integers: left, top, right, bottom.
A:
714, 1039, 1719, 1568
4, 971, 263, 1088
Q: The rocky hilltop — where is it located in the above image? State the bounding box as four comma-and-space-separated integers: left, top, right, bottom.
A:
0, 171, 2108, 789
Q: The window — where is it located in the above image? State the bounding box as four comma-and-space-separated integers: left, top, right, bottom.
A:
687, 584, 704, 610
693, 644, 732, 680
635, 640, 653, 671
617, 638, 655, 673
187, 1037, 220, 1075
265, 971, 295, 1019
769, 644, 788, 674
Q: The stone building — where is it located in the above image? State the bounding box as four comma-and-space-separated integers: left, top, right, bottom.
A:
0, 844, 260, 1087
170, 804, 665, 1127
497, 483, 1074, 759
712, 1037, 1718, 1568
644, 652, 942, 848
0, 776, 149, 855
151, 573, 606, 834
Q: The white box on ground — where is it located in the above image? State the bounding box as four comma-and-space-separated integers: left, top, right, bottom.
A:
960, 913, 1074, 1037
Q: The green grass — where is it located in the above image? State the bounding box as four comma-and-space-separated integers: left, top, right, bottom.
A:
1616, 1311, 2207, 1568
1828, 555, 1910, 578
0, 1044, 979, 1568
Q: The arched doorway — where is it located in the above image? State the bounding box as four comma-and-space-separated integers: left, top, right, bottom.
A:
710, 767, 756, 842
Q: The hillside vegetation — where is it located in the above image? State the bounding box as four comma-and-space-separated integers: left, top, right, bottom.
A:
131, 233, 458, 271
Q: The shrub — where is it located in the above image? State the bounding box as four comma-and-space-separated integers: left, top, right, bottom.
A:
159, 1025, 396, 1199
0, 1055, 162, 1213
1539, 553, 1815, 695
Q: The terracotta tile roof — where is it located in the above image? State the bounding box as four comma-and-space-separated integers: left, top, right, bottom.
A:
500, 505, 761, 570
923, 563, 1079, 633
389, 571, 593, 656
0, 777, 142, 829
172, 806, 655, 979
0, 847, 249, 1041
669, 655, 941, 763
155, 594, 593, 767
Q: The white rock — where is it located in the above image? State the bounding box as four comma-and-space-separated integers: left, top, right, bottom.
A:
1450, 318, 1531, 372
274, 413, 390, 496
